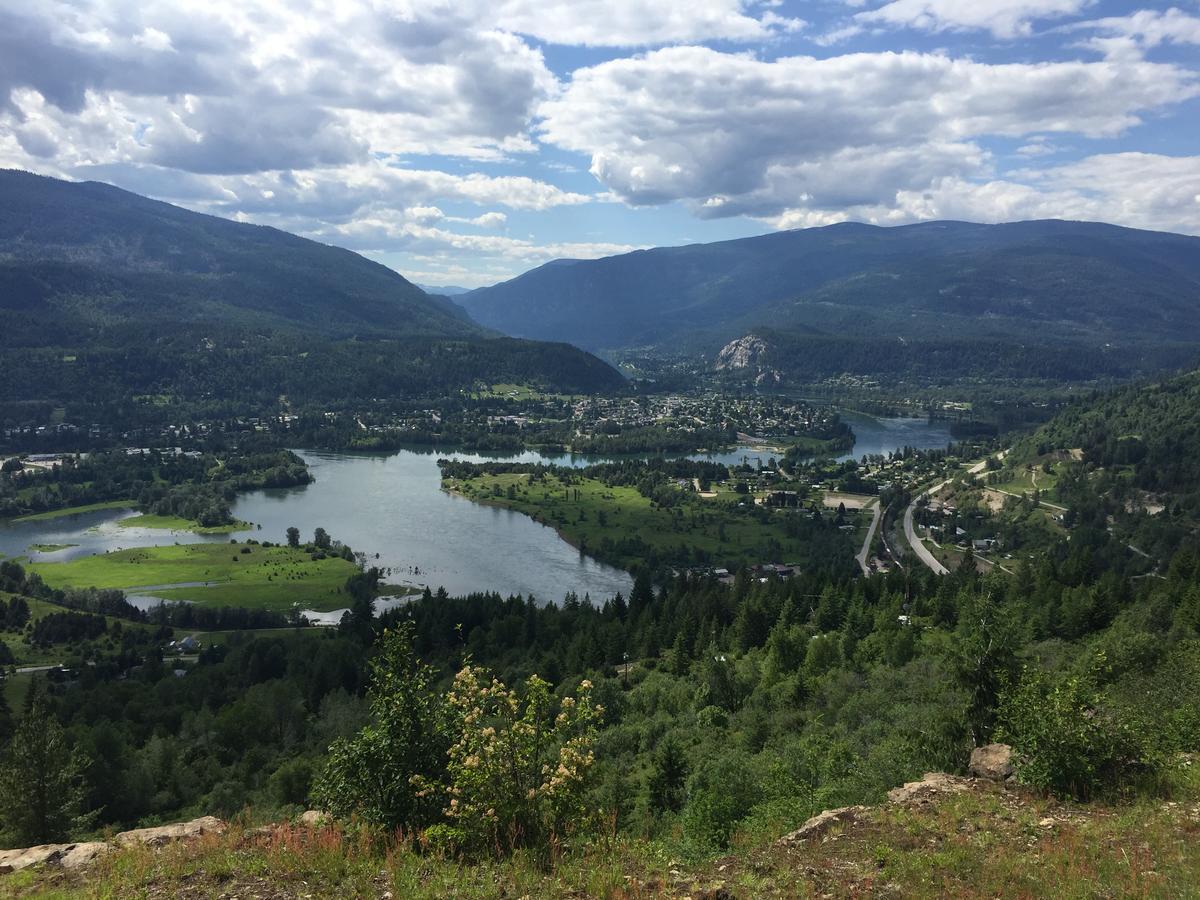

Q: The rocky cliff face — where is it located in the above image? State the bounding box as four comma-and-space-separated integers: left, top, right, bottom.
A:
715, 334, 771, 370
715, 333, 783, 385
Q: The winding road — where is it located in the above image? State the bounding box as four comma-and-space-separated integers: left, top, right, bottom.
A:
902, 480, 950, 576
902, 451, 1012, 576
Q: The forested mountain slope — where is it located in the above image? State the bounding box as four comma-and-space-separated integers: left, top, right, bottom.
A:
0, 171, 624, 413
0, 170, 477, 341
1022, 367, 1200, 512
459, 219, 1200, 381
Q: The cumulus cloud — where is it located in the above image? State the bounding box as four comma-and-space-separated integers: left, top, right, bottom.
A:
540, 46, 1199, 225
2, 0, 1198, 284
768, 153, 1200, 237
0, 0, 557, 170
313, 207, 640, 265
462, 211, 508, 229
853, 0, 1094, 39
1014, 137, 1065, 158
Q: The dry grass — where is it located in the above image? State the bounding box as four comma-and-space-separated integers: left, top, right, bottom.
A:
7, 773, 1200, 899
693, 775, 1200, 898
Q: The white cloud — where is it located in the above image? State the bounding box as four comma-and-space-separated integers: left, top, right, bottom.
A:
393, 264, 511, 290
854, 0, 1095, 39
2, 0, 1197, 283
405, 206, 445, 224
767, 153, 1200, 236
0, 0, 558, 169
315, 208, 642, 267
1069, 8, 1200, 59
540, 47, 1198, 221
461, 211, 508, 228
1014, 136, 1064, 158
485, 0, 803, 45
814, 23, 865, 45
210, 166, 589, 226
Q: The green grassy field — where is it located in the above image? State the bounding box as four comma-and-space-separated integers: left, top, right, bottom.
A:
13, 500, 136, 522
471, 382, 573, 401
29, 543, 363, 612
445, 470, 844, 571
27, 543, 77, 553
117, 513, 254, 534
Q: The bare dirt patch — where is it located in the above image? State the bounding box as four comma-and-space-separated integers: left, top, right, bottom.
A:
823, 491, 875, 510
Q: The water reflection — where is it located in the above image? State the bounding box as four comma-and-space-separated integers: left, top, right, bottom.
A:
2, 413, 953, 605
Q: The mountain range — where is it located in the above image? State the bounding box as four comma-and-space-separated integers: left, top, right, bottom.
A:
0, 170, 623, 414
458, 220, 1200, 382
0, 170, 484, 344
7, 169, 1200, 403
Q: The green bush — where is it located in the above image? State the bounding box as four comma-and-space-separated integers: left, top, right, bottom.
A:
682, 749, 761, 851
997, 660, 1165, 799
312, 625, 448, 832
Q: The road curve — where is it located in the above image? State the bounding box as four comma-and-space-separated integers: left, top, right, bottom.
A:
903, 481, 950, 576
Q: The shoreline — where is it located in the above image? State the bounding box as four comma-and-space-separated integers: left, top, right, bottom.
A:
442, 479, 624, 572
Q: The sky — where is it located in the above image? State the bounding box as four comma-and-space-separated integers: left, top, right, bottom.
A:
1, 1, 1198, 288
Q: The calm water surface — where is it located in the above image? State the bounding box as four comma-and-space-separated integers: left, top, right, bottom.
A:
680, 410, 955, 468
0, 509, 232, 564
1, 414, 953, 604
230, 449, 633, 603
835, 410, 956, 461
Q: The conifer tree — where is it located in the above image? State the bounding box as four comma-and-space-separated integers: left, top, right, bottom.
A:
0, 697, 88, 844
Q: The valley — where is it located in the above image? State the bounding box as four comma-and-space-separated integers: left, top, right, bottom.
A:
2, 404, 960, 601
4, 172, 1200, 900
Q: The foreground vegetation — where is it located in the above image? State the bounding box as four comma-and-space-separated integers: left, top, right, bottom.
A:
2, 528, 1197, 862
9, 770, 1200, 898
4, 366, 1200, 898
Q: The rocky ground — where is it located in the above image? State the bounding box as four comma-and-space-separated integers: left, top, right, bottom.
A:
4, 747, 1198, 898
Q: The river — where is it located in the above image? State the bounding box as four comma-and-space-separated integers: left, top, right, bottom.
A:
0, 413, 954, 604
680, 409, 956, 468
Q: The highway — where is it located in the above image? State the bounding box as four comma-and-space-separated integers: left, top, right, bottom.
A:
902, 451, 1008, 576
902, 479, 951, 576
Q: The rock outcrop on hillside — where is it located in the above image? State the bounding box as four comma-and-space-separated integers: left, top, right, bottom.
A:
0, 815, 226, 874
715, 334, 771, 371
715, 334, 783, 385
778, 745, 1019, 847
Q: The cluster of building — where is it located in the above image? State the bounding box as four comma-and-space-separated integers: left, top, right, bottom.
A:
571, 394, 841, 439
920, 500, 1002, 554
677, 563, 802, 586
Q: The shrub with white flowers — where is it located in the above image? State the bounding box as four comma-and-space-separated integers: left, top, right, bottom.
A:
418, 667, 602, 855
